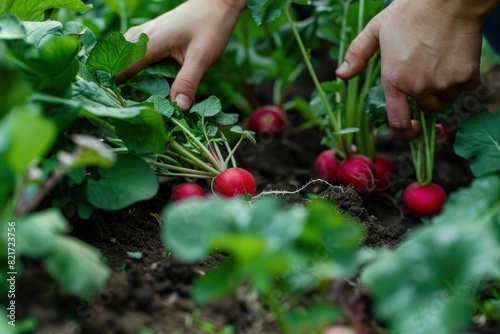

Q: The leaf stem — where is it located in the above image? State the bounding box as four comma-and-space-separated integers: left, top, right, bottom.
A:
170, 118, 223, 172
170, 141, 220, 176
283, 1, 340, 134
152, 162, 212, 176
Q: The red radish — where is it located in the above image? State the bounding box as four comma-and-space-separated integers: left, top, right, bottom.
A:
171, 183, 205, 202
315, 150, 339, 184
435, 123, 452, 143
373, 155, 395, 190
248, 105, 286, 135
337, 155, 376, 193
213, 167, 256, 197
403, 182, 447, 216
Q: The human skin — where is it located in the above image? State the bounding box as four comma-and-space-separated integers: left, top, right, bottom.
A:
116, 0, 247, 111
336, 0, 500, 141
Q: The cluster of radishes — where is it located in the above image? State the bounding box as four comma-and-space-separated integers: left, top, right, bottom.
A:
315, 150, 394, 193
314, 149, 447, 217
171, 167, 256, 202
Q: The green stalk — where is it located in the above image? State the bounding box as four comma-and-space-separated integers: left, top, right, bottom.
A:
156, 153, 183, 167
156, 172, 212, 179
169, 118, 223, 171
118, 1, 128, 33
170, 141, 220, 176
410, 110, 438, 185
223, 137, 244, 168
283, 2, 340, 133
152, 162, 212, 176
218, 129, 238, 168
419, 111, 431, 184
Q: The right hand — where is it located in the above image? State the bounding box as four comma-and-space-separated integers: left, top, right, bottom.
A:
116, 0, 246, 111
336, 0, 496, 141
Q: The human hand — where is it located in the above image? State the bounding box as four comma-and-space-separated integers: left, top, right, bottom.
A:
335, 0, 495, 141
116, 0, 246, 110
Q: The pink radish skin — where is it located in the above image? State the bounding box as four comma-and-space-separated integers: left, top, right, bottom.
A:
337, 155, 376, 193
213, 167, 256, 198
403, 182, 447, 216
315, 150, 339, 184
249, 105, 286, 135
171, 183, 205, 202
373, 155, 395, 190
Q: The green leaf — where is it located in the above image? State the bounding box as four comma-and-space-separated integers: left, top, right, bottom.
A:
128, 76, 170, 96
44, 236, 110, 300
320, 81, 345, 95
114, 108, 167, 154
433, 175, 500, 226
0, 106, 57, 176
362, 224, 500, 334
365, 85, 388, 127
454, 109, 500, 176
0, 0, 15, 16
17, 209, 69, 257
102, 0, 140, 21
23, 21, 63, 48
34, 35, 81, 95
294, 200, 363, 282
146, 95, 175, 117
0, 61, 32, 119
72, 80, 146, 118
145, 58, 180, 78
86, 31, 148, 76
190, 95, 222, 117
9, 0, 91, 21
162, 198, 248, 262
285, 305, 344, 332
0, 15, 25, 39
193, 261, 244, 305
86, 154, 159, 210
248, 0, 285, 26
215, 111, 239, 126
57, 134, 116, 169
17, 208, 110, 300
230, 126, 256, 144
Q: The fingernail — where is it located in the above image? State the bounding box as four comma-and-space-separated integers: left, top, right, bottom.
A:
175, 94, 190, 111
336, 61, 349, 75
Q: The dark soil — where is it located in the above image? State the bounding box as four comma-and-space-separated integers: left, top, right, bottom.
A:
13, 66, 500, 334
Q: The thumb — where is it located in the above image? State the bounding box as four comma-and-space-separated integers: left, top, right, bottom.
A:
336, 16, 381, 79
170, 47, 213, 111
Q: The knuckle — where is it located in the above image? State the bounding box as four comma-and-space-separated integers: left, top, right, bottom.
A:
175, 75, 198, 93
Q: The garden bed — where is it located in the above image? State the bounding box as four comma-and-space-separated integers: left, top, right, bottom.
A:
16, 108, 491, 334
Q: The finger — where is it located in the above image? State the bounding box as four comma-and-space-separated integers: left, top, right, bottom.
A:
414, 94, 441, 112
170, 44, 214, 111
336, 16, 381, 79
383, 83, 420, 141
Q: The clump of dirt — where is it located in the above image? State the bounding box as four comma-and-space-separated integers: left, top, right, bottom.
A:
318, 185, 405, 248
